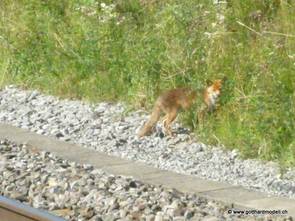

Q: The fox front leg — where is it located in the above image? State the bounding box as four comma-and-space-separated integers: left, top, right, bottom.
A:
163, 110, 177, 137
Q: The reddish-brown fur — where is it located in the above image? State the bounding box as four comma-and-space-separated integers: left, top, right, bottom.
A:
138, 88, 196, 137
203, 79, 222, 112
138, 80, 223, 137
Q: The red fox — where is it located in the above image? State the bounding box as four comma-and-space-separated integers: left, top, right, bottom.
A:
138, 79, 223, 137
203, 79, 222, 112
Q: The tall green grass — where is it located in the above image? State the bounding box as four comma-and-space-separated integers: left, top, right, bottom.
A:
0, 0, 294, 167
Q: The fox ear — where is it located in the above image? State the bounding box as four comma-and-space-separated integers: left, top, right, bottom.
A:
222, 76, 228, 82
206, 79, 213, 85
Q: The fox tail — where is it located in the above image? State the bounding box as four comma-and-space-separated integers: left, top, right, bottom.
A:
138, 105, 161, 137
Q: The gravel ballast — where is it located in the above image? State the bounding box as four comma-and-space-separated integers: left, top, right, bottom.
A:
0, 86, 294, 200
1, 139, 284, 221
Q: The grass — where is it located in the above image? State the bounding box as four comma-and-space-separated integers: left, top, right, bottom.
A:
0, 0, 294, 167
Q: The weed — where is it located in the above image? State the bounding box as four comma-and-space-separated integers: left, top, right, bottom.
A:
0, 0, 294, 166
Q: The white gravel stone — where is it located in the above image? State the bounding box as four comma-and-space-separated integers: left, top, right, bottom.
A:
2, 139, 280, 220
0, 86, 294, 201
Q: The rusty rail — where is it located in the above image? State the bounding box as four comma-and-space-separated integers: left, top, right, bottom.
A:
0, 195, 65, 221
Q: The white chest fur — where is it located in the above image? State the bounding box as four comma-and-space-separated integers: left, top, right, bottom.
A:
207, 87, 220, 106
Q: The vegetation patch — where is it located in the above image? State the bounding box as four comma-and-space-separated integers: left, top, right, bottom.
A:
0, 0, 294, 167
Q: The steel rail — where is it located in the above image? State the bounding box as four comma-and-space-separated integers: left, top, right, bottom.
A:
0, 195, 65, 221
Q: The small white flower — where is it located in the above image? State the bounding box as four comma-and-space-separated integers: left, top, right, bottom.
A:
216, 13, 225, 23
204, 32, 212, 38
88, 11, 97, 16
100, 3, 106, 8
213, 0, 227, 4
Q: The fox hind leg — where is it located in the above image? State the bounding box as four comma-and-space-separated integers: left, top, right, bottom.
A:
163, 109, 177, 137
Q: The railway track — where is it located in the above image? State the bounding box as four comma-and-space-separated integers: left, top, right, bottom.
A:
0, 125, 294, 220
0, 196, 64, 221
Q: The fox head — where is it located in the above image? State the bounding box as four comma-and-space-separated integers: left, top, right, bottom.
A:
212, 79, 222, 95
204, 78, 225, 111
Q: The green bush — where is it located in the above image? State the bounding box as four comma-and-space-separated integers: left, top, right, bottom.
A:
0, 0, 294, 166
